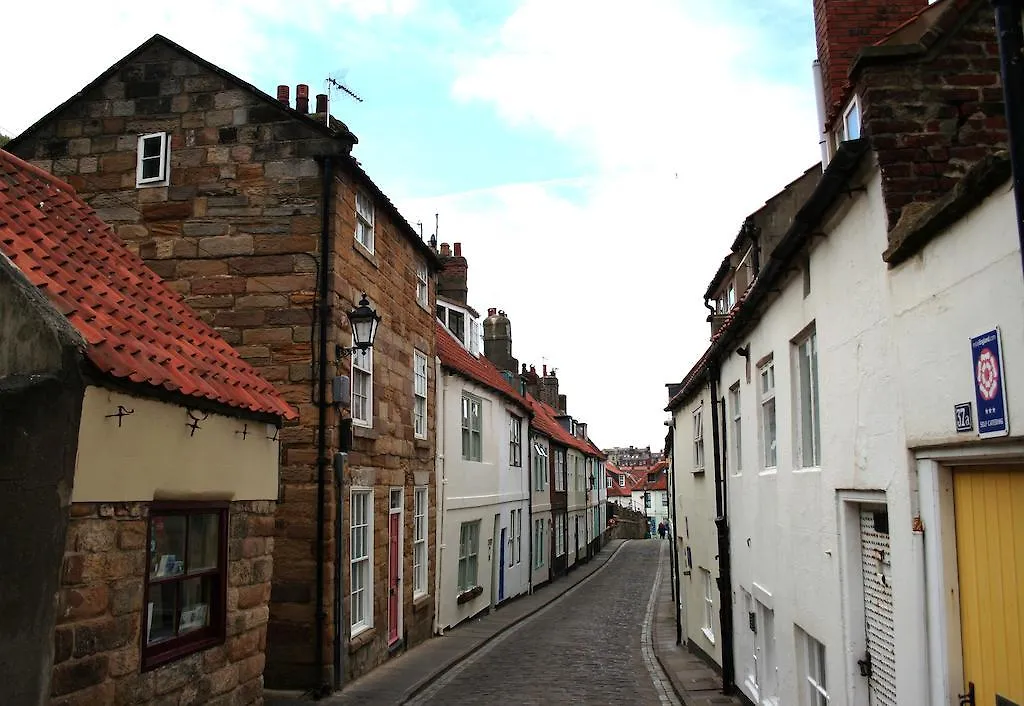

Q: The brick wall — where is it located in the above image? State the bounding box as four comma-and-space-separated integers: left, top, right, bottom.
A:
859, 4, 1008, 232
9, 36, 437, 689
51, 501, 273, 706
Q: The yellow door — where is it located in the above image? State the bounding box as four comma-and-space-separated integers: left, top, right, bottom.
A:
954, 465, 1024, 705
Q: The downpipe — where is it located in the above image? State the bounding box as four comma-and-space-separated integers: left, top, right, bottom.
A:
708, 362, 735, 694
991, 0, 1024, 280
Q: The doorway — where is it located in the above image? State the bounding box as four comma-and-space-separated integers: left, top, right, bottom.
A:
388, 488, 402, 647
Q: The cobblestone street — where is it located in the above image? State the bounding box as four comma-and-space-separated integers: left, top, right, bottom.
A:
407, 541, 679, 706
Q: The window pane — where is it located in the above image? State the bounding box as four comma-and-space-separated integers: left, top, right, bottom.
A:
141, 157, 162, 180
151, 515, 186, 578
187, 513, 219, 573
146, 581, 177, 644
179, 576, 212, 634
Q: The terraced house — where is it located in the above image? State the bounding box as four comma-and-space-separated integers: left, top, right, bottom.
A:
8, 34, 440, 691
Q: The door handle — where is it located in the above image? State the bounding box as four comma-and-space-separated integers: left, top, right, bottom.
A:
958, 682, 974, 706
857, 653, 872, 678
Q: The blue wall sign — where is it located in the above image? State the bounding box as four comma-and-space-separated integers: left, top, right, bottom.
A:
971, 328, 1009, 438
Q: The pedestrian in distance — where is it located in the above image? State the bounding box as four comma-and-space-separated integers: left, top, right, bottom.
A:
657, 521, 667, 540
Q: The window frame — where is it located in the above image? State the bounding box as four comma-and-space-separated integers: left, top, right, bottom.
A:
730, 383, 742, 474
534, 518, 546, 568
509, 415, 522, 467
413, 349, 428, 440
355, 190, 375, 253
701, 568, 715, 643
795, 329, 821, 468
416, 261, 429, 308
461, 393, 483, 462
413, 487, 428, 597
351, 343, 373, 427
693, 405, 705, 471
350, 489, 374, 635
457, 520, 480, 592
802, 629, 830, 705
554, 449, 566, 491
136, 132, 169, 187
759, 359, 777, 469
532, 442, 549, 491
142, 501, 228, 671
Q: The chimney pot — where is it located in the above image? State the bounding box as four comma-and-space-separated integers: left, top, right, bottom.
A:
440, 242, 451, 257
276, 84, 290, 106
530, 365, 536, 374
296, 84, 310, 114
454, 242, 462, 257
543, 364, 547, 376
488, 307, 497, 316
315, 93, 328, 114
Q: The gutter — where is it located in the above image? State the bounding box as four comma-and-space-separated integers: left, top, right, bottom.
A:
708, 362, 735, 693
314, 154, 334, 694
991, 0, 1024, 281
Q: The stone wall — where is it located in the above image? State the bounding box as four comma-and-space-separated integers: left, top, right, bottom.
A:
607, 506, 647, 541
50, 500, 274, 706
8, 36, 437, 689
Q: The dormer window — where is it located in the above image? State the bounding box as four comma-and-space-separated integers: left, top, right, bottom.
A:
727, 284, 736, 309
834, 96, 861, 149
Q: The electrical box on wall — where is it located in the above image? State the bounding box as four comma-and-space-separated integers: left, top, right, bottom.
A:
332, 375, 351, 408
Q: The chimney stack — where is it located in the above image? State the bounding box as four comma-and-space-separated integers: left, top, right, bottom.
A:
315, 93, 328, 115
483, 309, 518, 375
277, 84, 290, 107
296, 84, 310, 114
437, 242, 469, 306
558, 394, 567, 414
813, 0, 927, 122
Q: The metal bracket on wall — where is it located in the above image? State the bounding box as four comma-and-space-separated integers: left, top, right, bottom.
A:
104, 405, 135, 427
185, 408, 209, 437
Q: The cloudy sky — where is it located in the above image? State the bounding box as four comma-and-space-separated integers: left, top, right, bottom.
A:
0, 0, 821, 451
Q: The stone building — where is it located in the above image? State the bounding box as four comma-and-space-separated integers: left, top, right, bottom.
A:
7, 34, 440, 690
0, 149, 292, 705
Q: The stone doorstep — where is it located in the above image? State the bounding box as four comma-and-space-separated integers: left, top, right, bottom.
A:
266, 539, 628, 705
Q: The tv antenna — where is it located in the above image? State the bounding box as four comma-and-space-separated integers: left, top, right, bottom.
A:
326, 71, 364, 104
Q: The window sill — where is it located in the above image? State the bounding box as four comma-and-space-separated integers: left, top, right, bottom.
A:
692, 468, 706, 476
348, 626, 376, 653
793, 465, 822, 474
701, 627, 716, 645
414, 438, 431, 450
413, 593, 431, 612
758, 468, 778, 476
457, 585, 483, 604
354, 239, 378, 268
353, 425, 378, 440
142, 633, 223, 672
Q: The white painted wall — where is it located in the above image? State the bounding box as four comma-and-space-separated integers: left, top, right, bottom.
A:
670, 386, 721, 665
434, 371, 531, 632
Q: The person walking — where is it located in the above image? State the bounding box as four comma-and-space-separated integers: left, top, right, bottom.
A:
657, 521, 667, 540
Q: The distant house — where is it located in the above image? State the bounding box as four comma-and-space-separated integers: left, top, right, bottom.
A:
7, 34, 440, 690
0, 149, 293, 705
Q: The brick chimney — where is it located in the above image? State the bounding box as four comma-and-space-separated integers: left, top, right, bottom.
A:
522, 364, 541, 400
813, 0, 927, 122
296, 84, 310, 114
483, 308, 519, 375
276, 84, 290, 107
437, 241, 468, 305
315, 93, 328, 114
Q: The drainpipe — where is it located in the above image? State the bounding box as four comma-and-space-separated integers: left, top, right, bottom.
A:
991, 0, 1024, 280
708, 361, 735, 693
666, 422, 683, 645
433, 368, 447, 635
314, 155, 334, 694
527, 438, 534, 595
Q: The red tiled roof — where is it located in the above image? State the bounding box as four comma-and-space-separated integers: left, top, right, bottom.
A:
0, 150, 296, 421
526, 394, 600, 458
436, 321, 531, 413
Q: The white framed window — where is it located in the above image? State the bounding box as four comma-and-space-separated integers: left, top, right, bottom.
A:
468, 318, 480, 356
457, 521, 480, 592
727, 283, 736, 309
843, 96, 861, 141
534, 519, 546, 568
413, 487, 428, 597
554, 514, 565, 556
532, 442, 549, 491
759, 360, 777, 469
516, 508, 522, 564
355, 191, 375, 252
555, 450, 566, 491
795, 330, 821, 468
413, 350, 428, 439
136, 132, 169, 186
800, 628, 829, 705
693, 406, 705, 471
461, 393, 482, 461
350, 489, 373, 633
352, 345, 373, 427
754, 600, 777, 704
619, 474, 625, 487
416, 261, 429, 307
730, 384, 742, 474
509, 415, 522, 467
702, 568, 715, 643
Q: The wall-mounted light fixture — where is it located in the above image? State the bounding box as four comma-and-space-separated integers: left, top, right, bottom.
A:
336, 293, 382, 358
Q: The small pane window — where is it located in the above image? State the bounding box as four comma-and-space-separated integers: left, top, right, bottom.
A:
350, 490, 373, 632
461, 394, 483, 461
413, 488, 428, 596
413, 350, 428, 439
136, 132, 169, 186
143, 505, 226, 670
416, 262, 429, 307
352, 345, 373, 427
355, 191, 375, 252
760, 360, 777, 469
509, 415, 522, 467
457, 521, 480, 591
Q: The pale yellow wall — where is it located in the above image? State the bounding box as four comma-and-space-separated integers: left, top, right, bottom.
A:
74, 386, 280, 502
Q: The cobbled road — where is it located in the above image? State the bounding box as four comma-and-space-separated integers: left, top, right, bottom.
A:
408, 540, 679, 706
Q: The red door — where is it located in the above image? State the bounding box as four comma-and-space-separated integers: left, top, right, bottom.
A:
388, 511, 400, 645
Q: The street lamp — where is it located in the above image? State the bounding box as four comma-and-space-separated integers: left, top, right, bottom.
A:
337, 293, 381, 357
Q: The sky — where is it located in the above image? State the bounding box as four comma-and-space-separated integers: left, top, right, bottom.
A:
0, 0, 822, 451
